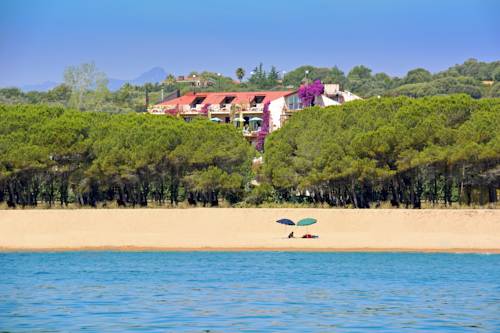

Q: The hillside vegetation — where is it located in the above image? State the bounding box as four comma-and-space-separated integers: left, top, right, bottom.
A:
0, 59, 498, 114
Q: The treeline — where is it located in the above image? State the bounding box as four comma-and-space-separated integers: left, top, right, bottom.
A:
1, 59, 498, 114
262, 95, 500, 208
283, 59, 500, 99
1, 95, 499, 209
0, 105, 253, 208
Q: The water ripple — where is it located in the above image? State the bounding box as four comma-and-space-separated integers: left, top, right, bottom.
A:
1, 252, 499, 332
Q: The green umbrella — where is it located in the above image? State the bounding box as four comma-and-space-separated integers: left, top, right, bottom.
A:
210, 117, 221, 122
297, 218, 317, 226
297, 217, 317, 237
233, 118, 245, 122
249, 117, 262, 122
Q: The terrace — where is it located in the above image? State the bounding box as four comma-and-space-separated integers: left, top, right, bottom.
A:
151, 92, 288, 114
148, 90, 314, 145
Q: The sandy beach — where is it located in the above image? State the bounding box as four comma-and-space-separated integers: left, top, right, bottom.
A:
0, 208, 499, 252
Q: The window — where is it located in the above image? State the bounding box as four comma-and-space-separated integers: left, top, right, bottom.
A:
222, 96, 235, 105
287, 94, 303, 110
192, 96, 206, 106
254, 96, 265, 104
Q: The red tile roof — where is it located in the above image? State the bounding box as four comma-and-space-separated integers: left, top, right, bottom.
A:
156, 91, 294, 107
203, 94, 227, 104
157, 94, 198, 106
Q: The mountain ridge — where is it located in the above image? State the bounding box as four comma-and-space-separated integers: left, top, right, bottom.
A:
18, 67, 167, 92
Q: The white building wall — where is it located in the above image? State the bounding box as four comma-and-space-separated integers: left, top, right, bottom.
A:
268, 97, 286, 131
315, 95, 341, 107
323, 84, 340, 95
340, 91, 362, 102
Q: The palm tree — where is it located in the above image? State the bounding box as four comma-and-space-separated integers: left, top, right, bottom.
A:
235, 68, 245, 82
164, 74, 176, 87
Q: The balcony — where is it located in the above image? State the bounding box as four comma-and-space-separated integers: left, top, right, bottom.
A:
203, 103, 265, 114
154, 102, 267, 116
243, 129, 261, 138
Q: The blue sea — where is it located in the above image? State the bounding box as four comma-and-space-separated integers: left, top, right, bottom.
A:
1, 252, 499, 332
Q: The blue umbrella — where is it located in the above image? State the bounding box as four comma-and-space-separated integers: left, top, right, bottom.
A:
276, 218, 295, 226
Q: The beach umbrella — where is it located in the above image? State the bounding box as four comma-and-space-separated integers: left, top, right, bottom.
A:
297, 217, 317, 237
276, 218, 295, 237
276, 218, 295, 226
210, 117, 221, 122
297, 218, 317, 226
249, 117, 262, 122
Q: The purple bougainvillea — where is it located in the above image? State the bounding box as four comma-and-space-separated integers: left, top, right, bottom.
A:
256, 101, 270, 152
164, 108, 178, 116
298, 79, 324, 107
200, 103, 211, 115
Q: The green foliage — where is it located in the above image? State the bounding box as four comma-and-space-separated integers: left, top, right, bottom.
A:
263, 95, 500, 207
247, 63, 283, 89
387, 77, 483, 99
235, 67, 245, 81
383, 59, 499, 99
1, 95, 498, 208
2, 59, 498, 112
489, 83, 500, 98
64, 62, 109, 110
439, 58, 499, 81
404, 68, 432, 84
347, 65, 372, 81
0, 105, 253, 207
280, 59, 499, 99
244, 183, 274, 205
283, 66, 346, 87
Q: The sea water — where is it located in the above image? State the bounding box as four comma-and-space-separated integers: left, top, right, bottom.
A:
1, 252, 499, 332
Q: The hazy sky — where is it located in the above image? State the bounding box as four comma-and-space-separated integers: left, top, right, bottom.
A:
1, 0, 499, 86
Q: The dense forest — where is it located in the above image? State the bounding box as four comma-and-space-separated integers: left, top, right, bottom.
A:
0, 104, 254, 208
262, 95, 500, 208
1, 94, 499, 208
1, 59, 498, 114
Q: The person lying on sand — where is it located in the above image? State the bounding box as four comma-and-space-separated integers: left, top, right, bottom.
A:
302, 234, 319, 239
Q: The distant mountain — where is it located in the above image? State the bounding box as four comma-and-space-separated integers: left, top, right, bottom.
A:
108, 67, 167, 91
21, 81, 59, 92
17, 67, 167, 92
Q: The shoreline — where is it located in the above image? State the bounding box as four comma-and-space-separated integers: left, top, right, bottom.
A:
1, 208, 499, 253
1, 246, 500, 254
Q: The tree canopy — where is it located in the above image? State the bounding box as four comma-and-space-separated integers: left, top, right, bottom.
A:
0, 105, 253, 208
1, 94, 499, 208
2, 59, 499, 112
262, 94, 500, 208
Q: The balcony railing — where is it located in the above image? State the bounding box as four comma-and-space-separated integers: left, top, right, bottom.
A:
151, 103, 268, 115
209, 104, 264, 113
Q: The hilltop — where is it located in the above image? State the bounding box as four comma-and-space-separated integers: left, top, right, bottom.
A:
1, 58, 499, 113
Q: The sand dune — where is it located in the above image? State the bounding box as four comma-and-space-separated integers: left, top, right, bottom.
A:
0, 209, 499, 252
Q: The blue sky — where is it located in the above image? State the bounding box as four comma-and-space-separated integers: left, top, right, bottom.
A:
0, 0, 499, 87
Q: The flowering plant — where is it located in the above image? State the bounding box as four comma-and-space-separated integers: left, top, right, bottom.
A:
164, 108, 178, 116
298, 79, 324, 107
199, 103, 211, 115
256, 102, 270, 151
